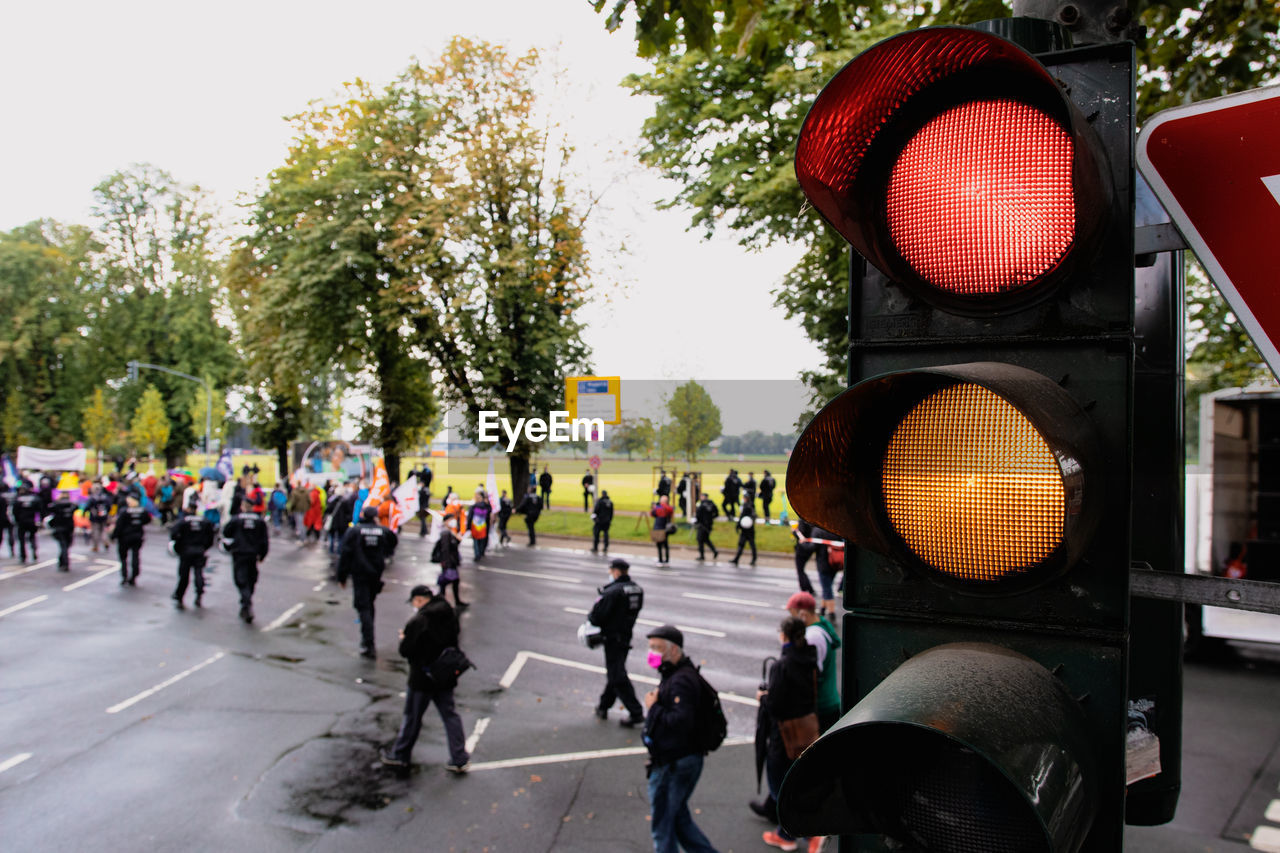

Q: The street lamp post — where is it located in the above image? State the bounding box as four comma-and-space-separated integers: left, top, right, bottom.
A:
126, 361, 214, 468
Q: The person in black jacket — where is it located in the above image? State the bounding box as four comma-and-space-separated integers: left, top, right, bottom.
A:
337, 506, 398, 658
590, 490, 614, 554
655, 469, 671, 501
111, 494, 151, 584
729, 503, 757, 567
589, 558, 645, 725
380, 584, 470, 772
758, 471, 776, 521
793, 519, 819, 596
328, 485, 357, 555
694, 494, 719, 561
515, 486, 542, 546
758, 617, 820, 851
46, 492, 77, 571
721, 470, 741, 521
12, 482, 43, 563
538, 466, 553, 509
581, 469, 594, 512
433, 516, 467, 609
0, 489, 13, 558
641, 625, 717, 853
743, 472, 757, 506
222, 499, 269, 623
87, 484, 112, 553
497, 490, 513, 546
170, 498, 215, 609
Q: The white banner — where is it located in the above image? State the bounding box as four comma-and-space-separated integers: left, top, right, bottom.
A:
17, 446, 88, 472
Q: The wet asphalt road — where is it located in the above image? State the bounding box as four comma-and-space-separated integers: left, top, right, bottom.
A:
0, 525, 1277, 852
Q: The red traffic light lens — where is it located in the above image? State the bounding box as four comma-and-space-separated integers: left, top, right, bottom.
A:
887, 100, 1075, 296
795, 28, 1110, 311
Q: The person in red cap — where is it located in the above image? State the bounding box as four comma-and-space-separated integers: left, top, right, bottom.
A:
784, 592, 841, 730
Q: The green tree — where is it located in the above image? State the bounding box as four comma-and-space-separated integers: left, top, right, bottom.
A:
0, 221, 100, 449
610, 416, 656, 461
81, 387, 118, 474
243, 76, 439, 483
595, 0, 1280, 410
88, 165, 238, 464
401, 39, 597, 496
130, 385, 171, 462
665, 381, 722, 464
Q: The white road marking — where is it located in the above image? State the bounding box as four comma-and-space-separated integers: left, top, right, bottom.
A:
498, 650, 757, 706
1266, 798, 1280, 823
476, 565, 581, 584
682, 591, 771, 608
0, 595, 48, 619
0, 559, 57, 581
468, 736, 752, 772
1252, 825, 1280, 852
562, 607, 726, 639
70, 554, 87, 563
312, 581, 326, 592
62, 567, 118, 591
0, 752, 33, 774
105, 651, 226, 714
465, 716, 491, 754
94, 559, 119, 567
261, 602, 305, 633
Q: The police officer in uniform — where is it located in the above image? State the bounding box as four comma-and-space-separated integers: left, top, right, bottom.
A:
694, 493, 719, 561
12, 482, 43, 563
46, 491, 77, 571
222, 499, 269, 623
337, 506, 398, 658
170, 497, 216, 609
112, 494, 151, 584
588, 558, 646, 726
590, 490, 614, 554
758, 470, 776, 520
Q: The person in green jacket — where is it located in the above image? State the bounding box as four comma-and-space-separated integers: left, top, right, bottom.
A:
785, 591, 841, 730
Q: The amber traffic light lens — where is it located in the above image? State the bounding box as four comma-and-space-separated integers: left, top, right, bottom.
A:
886, 99, 1076, 296
882, 383, 1065, 581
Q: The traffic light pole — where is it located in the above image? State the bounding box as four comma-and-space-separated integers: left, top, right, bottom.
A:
126, 360, 213, 468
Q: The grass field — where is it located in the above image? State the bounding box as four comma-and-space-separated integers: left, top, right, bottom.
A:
409, 454, 793, 515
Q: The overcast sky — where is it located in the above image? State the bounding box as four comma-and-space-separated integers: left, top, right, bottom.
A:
1, 0, 825, 385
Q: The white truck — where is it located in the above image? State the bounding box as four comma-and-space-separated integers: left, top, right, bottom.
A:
1185, 385, 1280, 648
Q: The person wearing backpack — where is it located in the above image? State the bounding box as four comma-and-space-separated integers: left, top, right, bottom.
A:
758, 617, 823, 853
380, 584, 470, 774
641, 624, 720, 853
785, 592, 842, 731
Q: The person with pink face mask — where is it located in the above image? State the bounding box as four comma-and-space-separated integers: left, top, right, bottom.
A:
588, 558, 646, 726
641, 625, 719, 853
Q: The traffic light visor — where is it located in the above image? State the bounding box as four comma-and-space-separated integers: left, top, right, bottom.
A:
777, 643, 1097, 853
795, 28, 1109, 310
787, 363, 1100, 591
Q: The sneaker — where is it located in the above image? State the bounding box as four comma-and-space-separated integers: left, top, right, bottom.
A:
379, 750, 408, 768
619, 715, 644, 728
174, 599, 185, 610
360, 647, 377, 660
445, 762, 471, 774
194, 593, 203, 608
762, 831, 798, 851
808, 837, 826, 853
594, 708, 608, 721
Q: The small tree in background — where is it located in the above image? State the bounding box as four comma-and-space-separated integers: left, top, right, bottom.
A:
666, 381, 722, 465
130, 385, 171, 466
81, 387, 117, 474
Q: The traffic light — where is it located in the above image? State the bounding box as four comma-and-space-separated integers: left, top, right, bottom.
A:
127, 360, 139, 382
777, 22, 1179, 852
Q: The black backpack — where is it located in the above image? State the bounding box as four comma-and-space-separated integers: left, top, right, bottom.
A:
425, 646, 475, 690
692, 668, 728, 754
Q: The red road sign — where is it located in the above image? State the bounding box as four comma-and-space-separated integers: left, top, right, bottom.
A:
588, 455, 601, 469
1138, 86, 1280, 374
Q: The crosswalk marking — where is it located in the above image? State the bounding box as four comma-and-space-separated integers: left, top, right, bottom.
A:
1252, 825, 1280, 852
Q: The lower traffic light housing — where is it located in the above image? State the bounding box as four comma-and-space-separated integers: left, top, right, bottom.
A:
779, 643, 1098, 853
